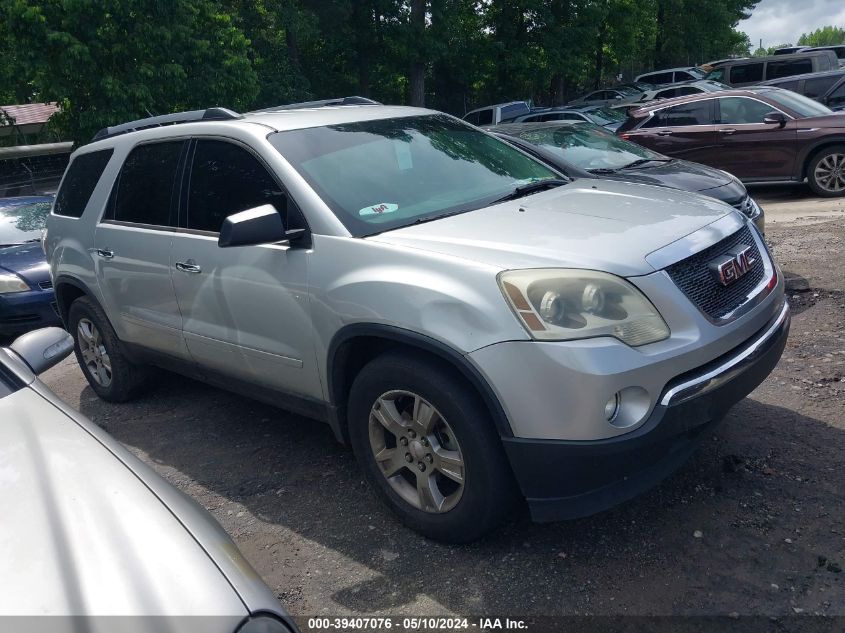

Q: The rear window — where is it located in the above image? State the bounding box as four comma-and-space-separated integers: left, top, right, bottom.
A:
476, 109, 494, 126
767, 59, 813, 80
804, 76, 839, 99
53, 149, 113, 218
729, 63, 763, 84
643, 72, 673, 85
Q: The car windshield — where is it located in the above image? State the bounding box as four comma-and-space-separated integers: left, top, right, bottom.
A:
762, 89, 834, 118
704, 68, 725, 83
0, 200, 52, 247
271, 114, 559, 237
689, 67, 707, 79
512, 124, 665, 171
587, 108, 626, 125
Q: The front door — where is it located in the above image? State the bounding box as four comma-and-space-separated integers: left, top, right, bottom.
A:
170, 138, 319, 399
629, 99, 718, 164
94, 140, 190, 360
713, 96, 797, 180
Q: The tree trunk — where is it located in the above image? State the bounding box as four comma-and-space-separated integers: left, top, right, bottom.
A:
550, 73, 565, 105
594, 20, 607, 89
409, 0, 426, 106
654, 0, 667, 68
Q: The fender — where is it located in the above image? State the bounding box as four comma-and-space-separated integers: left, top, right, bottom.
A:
794, 134, 845, 179
53, 275, 97, 325
327, 323, 514, 439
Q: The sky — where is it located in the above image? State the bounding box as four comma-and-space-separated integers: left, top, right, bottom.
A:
738, 0, 845, 49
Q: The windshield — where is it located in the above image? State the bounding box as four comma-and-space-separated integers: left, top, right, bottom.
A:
512, 124, 664, 171
763, 89, 834, 118
271, 115, 559, 236
587, 108, 626, 125
0, 200, 52, 247
689, 67, 707, 79
704, 68, 725, 83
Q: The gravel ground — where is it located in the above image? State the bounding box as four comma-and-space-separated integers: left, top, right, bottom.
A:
38, 184, 844, 620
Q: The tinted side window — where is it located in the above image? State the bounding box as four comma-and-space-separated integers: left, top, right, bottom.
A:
54, 149, 113, 218
187, 140, 288, 233
476, 109, 494, 125
463, 112, 479, 125
676, 86, 702, 96
729, 62, 763, 83
828, 81, 845, 109
110, 141, 184, 226
663, 100, 713, 125
642, 110, 667, 128
718, 97, 776, 124
656, 88, 679, 99
766, 59, 812, 80
773, 79, 800, 91
804, 76, 838, 98
675, 71, 694, 81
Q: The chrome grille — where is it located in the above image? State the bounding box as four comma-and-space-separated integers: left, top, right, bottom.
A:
665, 226, 766, 321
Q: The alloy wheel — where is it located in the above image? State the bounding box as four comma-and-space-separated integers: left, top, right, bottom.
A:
77, 318, 112, 387
368, 390, 465, 514
813, 153, 845, 193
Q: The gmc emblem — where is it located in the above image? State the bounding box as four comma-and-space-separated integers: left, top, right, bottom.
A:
709, 245, 756, 286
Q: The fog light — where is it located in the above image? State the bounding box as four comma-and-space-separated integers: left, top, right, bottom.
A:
604, 393, 620, 422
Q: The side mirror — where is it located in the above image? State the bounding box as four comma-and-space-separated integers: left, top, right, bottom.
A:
763, 111, 787, 127
10, 327, 74, 375
218, 204, 303, 248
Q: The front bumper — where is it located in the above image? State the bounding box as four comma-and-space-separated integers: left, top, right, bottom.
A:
0, 287, 61, 336
501, 301, 789, 522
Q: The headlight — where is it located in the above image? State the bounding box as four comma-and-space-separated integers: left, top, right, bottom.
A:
498, 269, 669, 346
0, 272, 30, 294
746, 197, 762, 220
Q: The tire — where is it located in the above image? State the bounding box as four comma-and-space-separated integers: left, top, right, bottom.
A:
807, 145, 845, 197
347, 352, 519, 543
68, 296, 149, 402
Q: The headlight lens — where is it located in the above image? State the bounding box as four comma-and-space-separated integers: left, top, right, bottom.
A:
499, 269, 670, 346
0, 272, 30, 294
746, 197, 762, 220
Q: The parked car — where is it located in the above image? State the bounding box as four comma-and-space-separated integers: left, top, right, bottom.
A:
705, 50, 838, 87
635, 66, 707, 86
566, 86, 643, 107
808, 45, 845, 67
0, 195, 62, 336
634, 79, 731, 103
617, 87, 845, 196
463, 101, 530, 125
758, 68, 845, 111
47, 100, 788, 542
773, 46, 811, 56
511, 105, 627, 130
490, 121, 764, 232
0, 327, 296, 631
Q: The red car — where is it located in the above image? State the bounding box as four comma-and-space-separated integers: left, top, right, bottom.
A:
618, 87, 845, 196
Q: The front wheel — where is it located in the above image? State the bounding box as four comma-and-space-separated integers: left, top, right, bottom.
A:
807, 145, 845, 197
347, 352, 518, 543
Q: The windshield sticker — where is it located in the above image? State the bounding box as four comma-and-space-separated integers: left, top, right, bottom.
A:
359, 203, 399, 217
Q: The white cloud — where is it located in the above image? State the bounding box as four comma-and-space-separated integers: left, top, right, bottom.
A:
739, 0, 845, 49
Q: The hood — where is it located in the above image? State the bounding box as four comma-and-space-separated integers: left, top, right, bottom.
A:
0, 387, 247, 619
0, 243, 51, 286
368, 179, 735, 277
801, 113, 845, 127
602, 160, 746, 202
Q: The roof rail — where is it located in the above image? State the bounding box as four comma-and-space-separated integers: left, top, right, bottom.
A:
250, 96, 382, 114
92, 107, 242, 142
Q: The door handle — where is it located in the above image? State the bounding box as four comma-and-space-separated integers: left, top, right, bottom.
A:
656, 130, 673, 136
96, 248, 114, 259
718, 128, 736, 135
174, 260, 202, 274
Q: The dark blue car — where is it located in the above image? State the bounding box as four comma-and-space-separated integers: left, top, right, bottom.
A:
0, 196, 62, 336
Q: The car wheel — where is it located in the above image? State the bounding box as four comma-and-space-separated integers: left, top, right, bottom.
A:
807, 145, 845, 197
347, 352, 519, 543
68, 296, 149, 402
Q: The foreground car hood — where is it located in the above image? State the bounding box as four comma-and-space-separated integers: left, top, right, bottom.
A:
369, 179, 735, 276
0, 242, 51, 286
0, 387, 246, 619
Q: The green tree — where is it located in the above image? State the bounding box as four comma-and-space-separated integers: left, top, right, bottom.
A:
798, 26, 845, 47
1, 0, 260, 144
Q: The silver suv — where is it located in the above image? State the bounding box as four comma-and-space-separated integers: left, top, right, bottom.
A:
46, 98, 789, 543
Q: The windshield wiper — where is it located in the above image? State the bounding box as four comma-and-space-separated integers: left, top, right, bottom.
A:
587, 168, 619, 174
490, 179, 569, 205
618, 158, 672, 169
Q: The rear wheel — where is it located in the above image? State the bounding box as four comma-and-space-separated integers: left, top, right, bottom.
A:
807, 145, 845, 197
347, 352, 518, 543
68, 296, 149, 402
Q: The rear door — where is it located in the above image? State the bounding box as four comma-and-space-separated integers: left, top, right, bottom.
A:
713, 96, 797, 180
94, 140, 190, 359
626, 99, 717, 162
169, 138, 320, 399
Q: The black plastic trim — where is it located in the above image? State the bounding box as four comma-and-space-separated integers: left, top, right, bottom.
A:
327, 324, 514, 438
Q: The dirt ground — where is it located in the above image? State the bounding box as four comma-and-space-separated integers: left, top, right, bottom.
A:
38, 183, 844, 620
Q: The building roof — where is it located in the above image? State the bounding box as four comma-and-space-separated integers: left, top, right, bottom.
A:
0, 103, 60, 126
